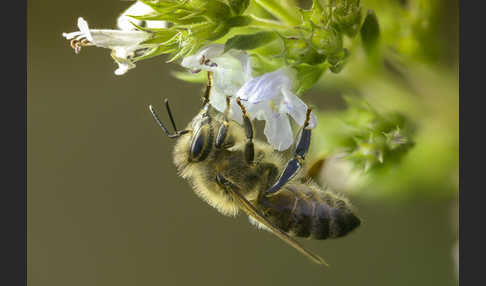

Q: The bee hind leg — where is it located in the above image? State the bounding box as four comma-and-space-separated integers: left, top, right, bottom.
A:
262, 108, 313, 196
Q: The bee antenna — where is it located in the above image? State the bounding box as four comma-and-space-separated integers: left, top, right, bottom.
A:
164, 98, 179, 133
148, 104, 188, 139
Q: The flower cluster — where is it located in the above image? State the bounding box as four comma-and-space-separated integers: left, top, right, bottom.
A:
181, 44, 317, 151
62, 1, 420, 195
62, 2, 166, 75
311, 96, 415, 173
62, 1, 334, 151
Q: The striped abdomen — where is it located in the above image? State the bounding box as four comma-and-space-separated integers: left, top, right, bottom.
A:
258, 183, 361, 239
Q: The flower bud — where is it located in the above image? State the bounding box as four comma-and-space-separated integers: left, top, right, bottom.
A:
283, 37, 326, 65
310, 27, 343, 57
332, 0, 362, 37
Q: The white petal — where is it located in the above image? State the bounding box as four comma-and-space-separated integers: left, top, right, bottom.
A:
180, 45, 251, 87
208, 88, 228, 113
62, 31, 82, 40
77, 17, 93, 41
181, 44, 252, 124
280, 88, 309, 126
280, 78, 317, 128
236, 68, 292, 104
228, 50, 252, 81
308, 111, 318, 128
263, 112, 293, 151
243, 100, 267, 121
88, 29, 151, 48
117, 1, 167, 31
117, 17, 142, 31
180, 44, 224, 71
145, 21, 168, 29
114, 62, 132, 75
63, 19, 151, 49
229, 99, 243, 124
208, 92, 243, 124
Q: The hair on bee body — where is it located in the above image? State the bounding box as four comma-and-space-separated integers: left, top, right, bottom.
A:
149, 72, 361, 267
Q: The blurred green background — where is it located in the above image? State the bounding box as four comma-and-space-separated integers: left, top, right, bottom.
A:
28, 1, 458, 285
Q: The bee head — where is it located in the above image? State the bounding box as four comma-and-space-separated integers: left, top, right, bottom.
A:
188, 107, 214, 162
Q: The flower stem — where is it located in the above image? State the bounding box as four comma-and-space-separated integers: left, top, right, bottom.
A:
254, 0, 301, 26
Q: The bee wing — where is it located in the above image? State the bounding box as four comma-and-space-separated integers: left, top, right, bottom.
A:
226, 185, 329, 267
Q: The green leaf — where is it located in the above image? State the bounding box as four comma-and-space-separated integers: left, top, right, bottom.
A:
223, 31, 278, 53
140, 30, 179, 45
295, 63, 327, 94
228, 0, 249, 15
226, 15, 252, 28
172, 70, 208, 83
360, 10, 380, 55
204, 0, 232, 21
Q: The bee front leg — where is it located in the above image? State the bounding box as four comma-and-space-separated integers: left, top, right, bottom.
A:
215, 96, 234, 149
236, 98, 255, 165
262, 109, 313, 196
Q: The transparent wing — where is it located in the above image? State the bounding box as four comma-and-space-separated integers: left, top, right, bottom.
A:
224, 182, 328, 267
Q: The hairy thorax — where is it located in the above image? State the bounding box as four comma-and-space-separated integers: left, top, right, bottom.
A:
172, 116, 285, 216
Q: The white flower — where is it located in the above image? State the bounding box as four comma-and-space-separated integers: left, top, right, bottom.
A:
236, 68, 318, 151
117, 1, 168, 31
180, 45, 317, 151
63, 17, 157, 75
181, 44, 252, 123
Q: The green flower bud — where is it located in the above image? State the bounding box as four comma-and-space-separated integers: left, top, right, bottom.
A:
299, 0, 325, 26
347, 138, 384, 172
310, 27, 343, 56
332, 0, 362, 37
384, 127, 409, 150
328, 48, 349, 73
283, 37, 326, 65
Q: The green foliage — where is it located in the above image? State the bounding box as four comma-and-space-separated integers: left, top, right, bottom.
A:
360, 10, 380, 56
294, 63, 328, 94
133, 0, 258, 61
64, 0, 458, 200
332, 0, 362, 37
312, 96, 415, 173
227, 0, 250, 15
223, 31, 278, 53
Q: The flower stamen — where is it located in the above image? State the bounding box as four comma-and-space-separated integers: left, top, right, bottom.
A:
69, 38, 92, 54
304, 108, 312, 129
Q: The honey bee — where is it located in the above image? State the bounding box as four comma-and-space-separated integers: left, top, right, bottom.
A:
148, 74, 361, 266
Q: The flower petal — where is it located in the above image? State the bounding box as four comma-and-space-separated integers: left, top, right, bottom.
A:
117, 1, 167, 31
263, 111, 293, 151
181, 44, 251, 123
236, 68, 293, 103
280, 88, 308, 126
114, 61, 134, 76
180, 44, 224, 72
280, 88, 317, 128
89, 30, 151, 48
77, 17, 93, 41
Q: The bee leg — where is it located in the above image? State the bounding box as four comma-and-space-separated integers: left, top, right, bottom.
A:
215, 96, 233, 149
262, 108, 313, 196
236, 98, 255, 165
201, 72, 213, 116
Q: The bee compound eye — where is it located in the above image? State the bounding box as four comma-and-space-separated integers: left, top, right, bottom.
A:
189, 126, 212, 162
191, 131, 205, 158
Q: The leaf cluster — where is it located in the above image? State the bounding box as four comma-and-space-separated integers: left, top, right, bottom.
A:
131, 0, 251, 61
